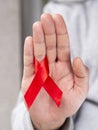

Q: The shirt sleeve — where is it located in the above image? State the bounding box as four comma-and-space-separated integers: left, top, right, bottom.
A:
11, 92, 34, 130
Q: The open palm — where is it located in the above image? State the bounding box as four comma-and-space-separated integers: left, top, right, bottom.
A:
22, 14, 89, 130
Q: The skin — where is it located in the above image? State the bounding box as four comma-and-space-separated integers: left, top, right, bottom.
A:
21, 13, 89, 130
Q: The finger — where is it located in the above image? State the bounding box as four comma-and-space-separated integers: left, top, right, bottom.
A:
33, 21, 46, 62
53, 14, 70, 62
23, 36, 34, 78
73, 57, 89, 88
41, 13, 56, 63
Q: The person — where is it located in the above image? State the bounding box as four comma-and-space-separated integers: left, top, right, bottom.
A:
11, 0, 98, 130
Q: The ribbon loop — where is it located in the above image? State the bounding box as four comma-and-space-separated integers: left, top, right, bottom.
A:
24, 57, 63, 108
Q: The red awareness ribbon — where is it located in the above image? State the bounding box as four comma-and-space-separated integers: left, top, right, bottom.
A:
24, 56, 63, 108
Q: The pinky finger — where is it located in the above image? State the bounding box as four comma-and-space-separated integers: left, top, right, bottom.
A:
23, 36, 34, 79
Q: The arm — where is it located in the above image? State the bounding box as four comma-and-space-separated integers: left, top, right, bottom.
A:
12, 13, 88, 130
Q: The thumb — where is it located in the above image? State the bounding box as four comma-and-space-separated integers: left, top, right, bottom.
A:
73, 57, 89, 88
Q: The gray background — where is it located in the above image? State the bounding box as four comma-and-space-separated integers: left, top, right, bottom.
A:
0, 0, 46, 129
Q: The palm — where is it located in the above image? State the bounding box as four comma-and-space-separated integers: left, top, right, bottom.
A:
22, 14, 89, 130
32, 61, 83, 117
50, 61, 81, 113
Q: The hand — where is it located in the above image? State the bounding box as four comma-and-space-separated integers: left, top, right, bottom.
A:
21, 14, 89, 130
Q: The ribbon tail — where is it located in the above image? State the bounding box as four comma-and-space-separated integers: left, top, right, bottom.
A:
24, 69, 44, 108
24, 80, 42, 108
44, 76, 63, 107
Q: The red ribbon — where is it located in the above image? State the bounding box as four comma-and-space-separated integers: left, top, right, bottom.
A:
24, 57, 63, 108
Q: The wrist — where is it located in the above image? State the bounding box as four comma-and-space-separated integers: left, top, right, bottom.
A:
32, 121, 59, 130
31, 117, 66, 130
